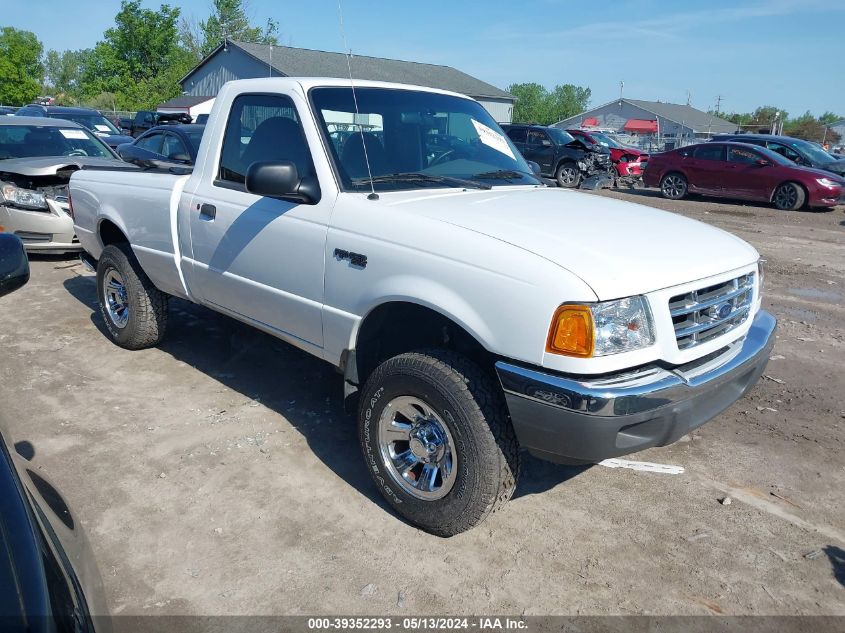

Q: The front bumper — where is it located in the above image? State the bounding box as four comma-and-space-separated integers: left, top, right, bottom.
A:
496, 310, 777, 464
0, 201, 82, 253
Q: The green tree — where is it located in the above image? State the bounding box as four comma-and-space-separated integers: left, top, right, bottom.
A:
197, 0, 278, 58
818, 111, 841, 125
0, 27, 44, 105
509, 82, 591, 125
44, 49, 91, 100
80, 1, 194, 109
783, 111, 840, 143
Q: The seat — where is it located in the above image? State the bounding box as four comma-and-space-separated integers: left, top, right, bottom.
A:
340, 132, 388, 180
240, 116, 312, 178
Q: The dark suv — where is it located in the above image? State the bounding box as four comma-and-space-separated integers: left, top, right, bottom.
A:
501, 123, 612, 187
711, 133, 845, 178
14, 104, 134, 149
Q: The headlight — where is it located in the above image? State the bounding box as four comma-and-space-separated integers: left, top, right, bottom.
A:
816, 177, 839, 187
546, 296, 655, 357
0, 182, 48, 210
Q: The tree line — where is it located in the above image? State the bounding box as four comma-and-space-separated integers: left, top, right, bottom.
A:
716, 106, 841, 144
0, 0, 277, 111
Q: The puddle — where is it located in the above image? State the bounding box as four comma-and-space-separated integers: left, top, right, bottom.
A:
788, 286, 843, 304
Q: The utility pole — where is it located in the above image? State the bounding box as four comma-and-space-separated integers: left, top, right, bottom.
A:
686, 90, 691, 106
714, 95, 724, 115
619, 80, 624, 102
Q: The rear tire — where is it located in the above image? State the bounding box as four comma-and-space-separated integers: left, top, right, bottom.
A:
660, 172, 688, 200
97, 244, 168, 349
772, 182, 806, 211
358, 349, 520, 537
555, 161, 581, 188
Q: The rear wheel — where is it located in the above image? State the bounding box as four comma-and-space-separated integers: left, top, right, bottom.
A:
772, 182, 806, 211
556, 161, 581, 188
97, 244, 168, 349
660, 173, 688, 200
358, 350, 520, 537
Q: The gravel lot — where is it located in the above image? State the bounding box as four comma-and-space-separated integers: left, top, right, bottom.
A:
0, 189, 843, 618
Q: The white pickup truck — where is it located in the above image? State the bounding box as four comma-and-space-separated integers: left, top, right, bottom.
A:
70, 78, 776, 536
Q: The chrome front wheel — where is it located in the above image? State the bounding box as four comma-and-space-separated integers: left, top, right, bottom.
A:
377, 395, 457, 500
102, 268, 129, 329
660, 173, 688, 200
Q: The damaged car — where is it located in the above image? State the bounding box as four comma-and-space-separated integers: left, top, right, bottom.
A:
0, 117, 128, 254
501, 123, 614, 189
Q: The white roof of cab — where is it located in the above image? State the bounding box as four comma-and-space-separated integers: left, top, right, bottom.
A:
219, 77, 476, 101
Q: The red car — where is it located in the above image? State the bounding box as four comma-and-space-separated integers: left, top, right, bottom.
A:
643, 142, 844, 210
567, 129, 648, 176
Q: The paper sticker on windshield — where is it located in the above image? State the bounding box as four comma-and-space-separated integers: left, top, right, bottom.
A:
471, 119, 515, 159
60, 129, 88, 140
94, 124, 111, 132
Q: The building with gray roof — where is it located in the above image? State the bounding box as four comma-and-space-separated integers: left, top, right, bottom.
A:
179, 40, 515, 123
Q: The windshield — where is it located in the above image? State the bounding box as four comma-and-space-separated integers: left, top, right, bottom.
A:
789, 138, 835, 164
547, 128, 574, 145
311, 87, 540, 191
186, 130, 205, 152
590, 132, 623, 148
51, 113, 120, 135
0, 124, 114, 159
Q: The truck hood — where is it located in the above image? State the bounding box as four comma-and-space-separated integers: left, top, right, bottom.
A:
387, 186, 758, 300
0, 156, 128, 177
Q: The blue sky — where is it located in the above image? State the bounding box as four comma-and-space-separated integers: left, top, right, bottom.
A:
4, 0, 843, 117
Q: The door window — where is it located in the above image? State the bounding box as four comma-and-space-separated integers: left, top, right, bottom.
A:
161, 134, 188, 159
218, 94, 312, 185
693, 144, 726, 161
728, 146, 760, 165
527, 130, 550, 146
505, 127, 526, 143
136, 132, 163, 154
767, 142, 801, 162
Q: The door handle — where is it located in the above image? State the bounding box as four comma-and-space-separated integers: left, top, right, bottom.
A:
198, 203, 216, 220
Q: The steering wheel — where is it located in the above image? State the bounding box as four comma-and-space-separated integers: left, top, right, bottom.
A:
65, 149, 88, 157
429, 148, 470, 167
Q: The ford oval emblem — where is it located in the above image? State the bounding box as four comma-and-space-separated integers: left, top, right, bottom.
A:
717, 303, 733, 319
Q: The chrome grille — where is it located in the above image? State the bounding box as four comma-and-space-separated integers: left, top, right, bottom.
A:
669, 273, 755, 350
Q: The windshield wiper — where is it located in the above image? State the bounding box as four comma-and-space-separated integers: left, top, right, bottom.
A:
470, 169, 536, 181
352, 172, 491, 190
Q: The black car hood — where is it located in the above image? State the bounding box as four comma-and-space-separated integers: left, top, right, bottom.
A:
819, 160, 845, 176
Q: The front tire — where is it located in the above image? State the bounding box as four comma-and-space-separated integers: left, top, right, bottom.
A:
358, 350, 520, 537
555, 161, 581, 188
96, 243, 168, 349
660, 172, 688, 200
772, 182, 806, 211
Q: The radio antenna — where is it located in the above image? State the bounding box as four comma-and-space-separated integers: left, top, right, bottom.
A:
337, 0, 377, 200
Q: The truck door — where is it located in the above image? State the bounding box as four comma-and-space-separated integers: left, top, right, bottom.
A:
524, 129, 555, 175
183, 92, 332, 349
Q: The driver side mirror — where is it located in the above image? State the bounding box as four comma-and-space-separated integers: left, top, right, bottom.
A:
528, 161, 542, 177
168, 152, 191, 163
541, 139, 552, 147
245, 161, 321, 205
0, 233, 30, 298
756, 158, 771, 167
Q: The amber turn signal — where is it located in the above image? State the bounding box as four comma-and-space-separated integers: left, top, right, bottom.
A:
546, 305, 594, 357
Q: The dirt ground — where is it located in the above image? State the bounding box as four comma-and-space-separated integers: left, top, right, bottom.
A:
0, 189, 843, 618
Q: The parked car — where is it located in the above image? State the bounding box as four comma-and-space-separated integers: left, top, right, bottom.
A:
644, 141, 843, 210
15, 104, 134, 150
127, 111, 192, 138
0, 232, 110, 631
0, 117, 130, 253
70, 77, 775, 536
0, 106, 18, 116
194, 113, 209, 125
117, 124, 205, 167
711, 133, 845, 179
501, 123, 613, 188
567, 129, 648, 177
